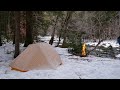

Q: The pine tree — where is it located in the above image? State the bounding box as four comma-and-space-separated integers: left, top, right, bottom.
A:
14, 11, 20, 58
24, 11, 33, 47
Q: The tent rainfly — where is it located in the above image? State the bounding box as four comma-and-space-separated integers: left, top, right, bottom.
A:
10, 43, 62, 72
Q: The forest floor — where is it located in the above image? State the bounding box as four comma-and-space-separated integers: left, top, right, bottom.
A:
0, 36, 120, 79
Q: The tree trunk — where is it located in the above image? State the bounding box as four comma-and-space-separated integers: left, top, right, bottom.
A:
56, 17, 65, 47
62, 11, 74, 48
24, 11, 33, 47
49, 15, 58, 45
0, 12, 2, 46
6, 11, 10, 42
4, 12, 9, 42
119, 11, 120, 35
14, 11, 20, 58
9, 11, 16, 44
13, 30, 15, 44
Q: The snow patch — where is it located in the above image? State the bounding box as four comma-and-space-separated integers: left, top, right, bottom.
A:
1, 36, 120, 79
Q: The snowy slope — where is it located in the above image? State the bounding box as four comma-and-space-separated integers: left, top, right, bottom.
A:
0, 36, 120, 79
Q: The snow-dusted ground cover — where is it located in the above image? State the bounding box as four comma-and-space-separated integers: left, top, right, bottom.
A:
0, 36, 120, 79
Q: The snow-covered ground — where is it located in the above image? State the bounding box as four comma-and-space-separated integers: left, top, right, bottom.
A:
0, 36, 120, 79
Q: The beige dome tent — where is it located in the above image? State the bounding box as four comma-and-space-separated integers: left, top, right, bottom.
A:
10, 43, 62, 72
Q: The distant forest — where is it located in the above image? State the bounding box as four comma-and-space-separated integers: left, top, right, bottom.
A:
0, 11, 119, 57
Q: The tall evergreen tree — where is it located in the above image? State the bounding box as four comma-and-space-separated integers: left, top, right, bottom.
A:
24, 11, 33, 47
14, 11, 20, 58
